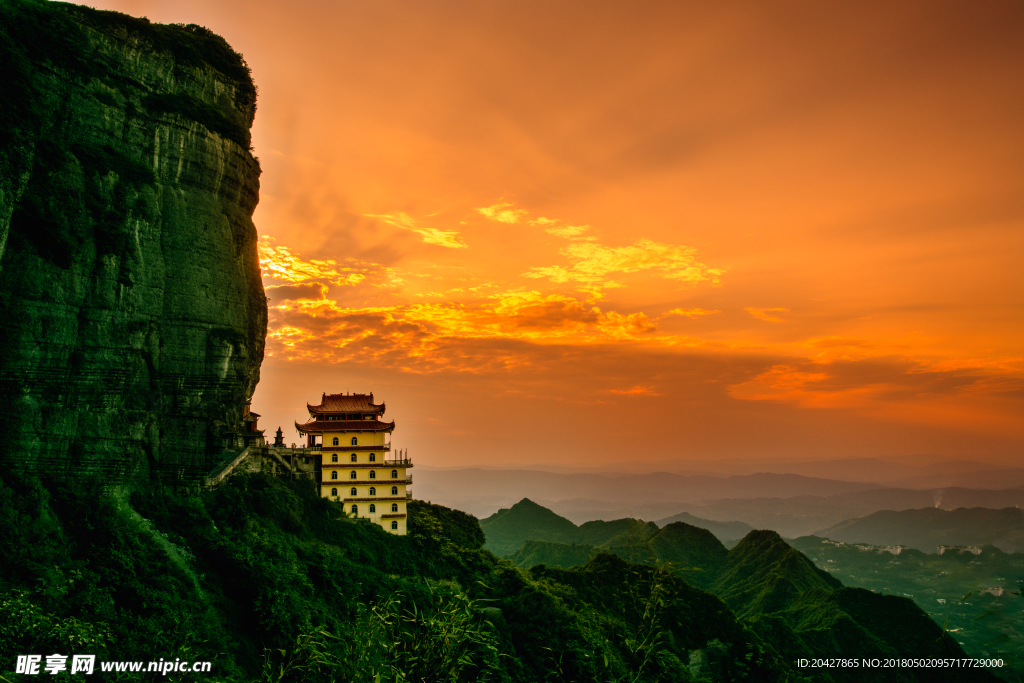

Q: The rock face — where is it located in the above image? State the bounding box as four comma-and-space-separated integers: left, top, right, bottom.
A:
0, 1, 266, 490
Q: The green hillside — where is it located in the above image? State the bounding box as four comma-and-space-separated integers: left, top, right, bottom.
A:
480, 497, 733, 559
790, 535, 1024, 675
0, 474, 1005, 682
2, 472, 807, 682
507, 540, 600, 569
492, 500, 1005, 682
479, 498, 579, 555
711, 530, 842, 617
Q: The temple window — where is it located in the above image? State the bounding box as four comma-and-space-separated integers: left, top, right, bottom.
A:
391, 470, 398, 479
391, 486, 398, 495
391, 521, 398, 530
351, 505, 357, 514
350, 453, 357, 462
349, 471, 356, 479
369, 471, 376, 479
350, 487, 357, 496
351, 437, 358, 446
331, 454, 338, 462
332, 437, 339, 445
369, 504, 376, 513
391, 503, 398, 512
331, 488, 337, 496
369, 453, 376, 462
330, 471, 337, 480
369, 487, 376, 496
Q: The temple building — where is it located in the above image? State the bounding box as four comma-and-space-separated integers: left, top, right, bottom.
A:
295, 392, 412, 535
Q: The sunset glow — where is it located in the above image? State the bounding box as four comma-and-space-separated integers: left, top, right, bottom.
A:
92, 0, 1024, 467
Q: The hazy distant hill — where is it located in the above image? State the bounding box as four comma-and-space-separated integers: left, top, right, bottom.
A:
681, 486, 1024, 538
417, 468, 879, 517
816, 507, 1024, 553
655, 511, 753, 541
480, 497, 743, 557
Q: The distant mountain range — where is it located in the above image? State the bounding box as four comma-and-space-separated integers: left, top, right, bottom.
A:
418, 468, 881, 518
422, 466, 1024, 539
815, 507, 1024, 553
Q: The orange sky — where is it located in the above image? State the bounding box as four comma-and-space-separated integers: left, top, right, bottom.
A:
93, 0, 1024, 468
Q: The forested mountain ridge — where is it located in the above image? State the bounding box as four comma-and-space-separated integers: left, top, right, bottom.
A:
0, 471, 797, 682
488, 499, 1002, 682
1, 471, 1000, 682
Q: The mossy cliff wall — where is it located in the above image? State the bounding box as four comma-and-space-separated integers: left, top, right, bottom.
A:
0, 0, 267, 490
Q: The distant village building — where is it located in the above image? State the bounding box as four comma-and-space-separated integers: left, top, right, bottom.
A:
853, 543, 905, 555
295, 393, 411, 535
937, 545, 982, 556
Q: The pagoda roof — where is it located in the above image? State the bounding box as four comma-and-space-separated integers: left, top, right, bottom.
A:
295, 419, 395, 434
308, 392, 385, 415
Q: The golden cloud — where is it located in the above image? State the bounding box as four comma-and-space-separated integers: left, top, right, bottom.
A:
258, 242, 368, 286
365, 212, 468, 248
477, 201, 527, 224
544, 224, 595, 240
524, 238, 723, 285
607, 385, 663, 396
666, 307, 720, 318
745, 307, 790, 323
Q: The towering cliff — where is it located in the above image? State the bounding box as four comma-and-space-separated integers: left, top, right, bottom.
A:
0, 0, 266, 490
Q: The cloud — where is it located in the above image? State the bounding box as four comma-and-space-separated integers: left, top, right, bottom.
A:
524, 238, 723, 285
529, 216, 559, 225
365, 212, 468, 248
727, 357, 1024, 427
477, 201, 528, 224
258, 242, 368, 286
666, 307, 720, 318
491, 291, 601, 329
607, 385, 663, 396
544, 224, 595, 240
745, 307, 790, 323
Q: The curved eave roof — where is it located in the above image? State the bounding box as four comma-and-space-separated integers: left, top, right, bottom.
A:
295, 419, 396, 434
306, 393, 386, 416
307, 403, 386, 416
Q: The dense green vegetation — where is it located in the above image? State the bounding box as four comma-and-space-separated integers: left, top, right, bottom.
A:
791, 536, 1024, 680
1, 471, 812, 682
